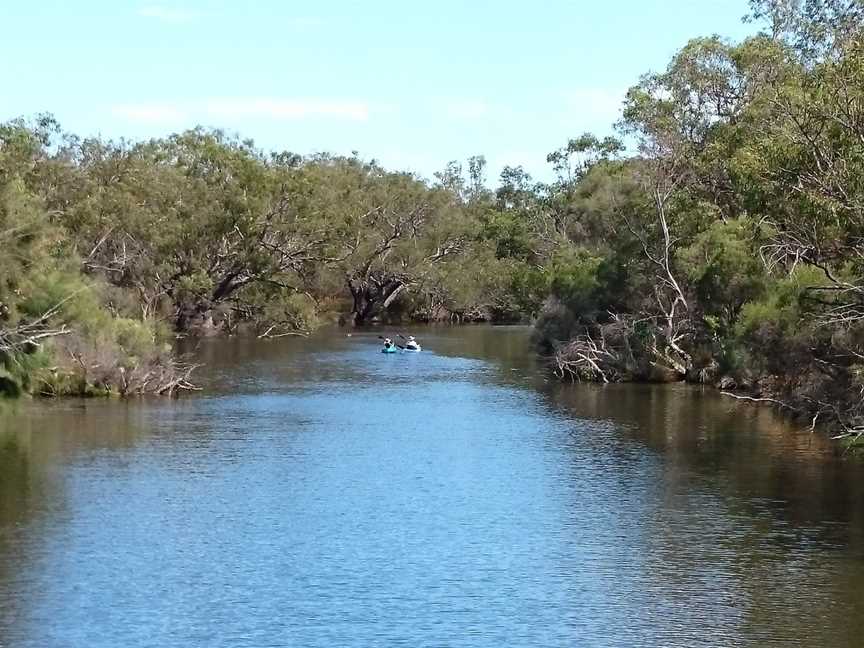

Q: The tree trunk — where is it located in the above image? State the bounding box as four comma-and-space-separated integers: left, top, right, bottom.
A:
347, 275, 406, 325
175, 301, 216, 334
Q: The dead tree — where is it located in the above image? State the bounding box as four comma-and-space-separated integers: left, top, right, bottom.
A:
624, 157, 693, 377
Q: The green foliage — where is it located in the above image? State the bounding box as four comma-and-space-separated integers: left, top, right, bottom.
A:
529, 3, 864, 431
506, 263, 549, 318
479, 210, 535, 261
547, 248, 605, 315
736, 266, 825, 339
678, 218, 767, 327
0, 121, 188, 398
256, 290, 319, 334
0, 349, 52, 397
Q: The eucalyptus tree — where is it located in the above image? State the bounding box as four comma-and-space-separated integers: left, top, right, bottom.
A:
290, 156, 471, 324
0, 119, 194, 396
48, 129, 327, 334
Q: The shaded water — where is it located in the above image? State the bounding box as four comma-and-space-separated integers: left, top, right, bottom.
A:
1, 326, 863, 647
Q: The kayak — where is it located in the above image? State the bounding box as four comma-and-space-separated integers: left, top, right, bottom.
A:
403, 345, 422, 352
381, 346, 399, 354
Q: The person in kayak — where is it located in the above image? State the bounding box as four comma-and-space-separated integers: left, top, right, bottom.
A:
404, 335, 420, 351
382, 337, 395, 351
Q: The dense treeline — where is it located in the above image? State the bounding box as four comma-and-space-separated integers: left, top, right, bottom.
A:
0, 119, 540, 396
2, 0, 864, 441
536, 0, 864, 441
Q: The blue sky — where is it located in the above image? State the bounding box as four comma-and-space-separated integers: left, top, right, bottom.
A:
1, 0, 757, 182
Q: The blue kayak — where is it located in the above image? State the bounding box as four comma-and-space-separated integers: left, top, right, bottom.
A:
381, 346, 399, 354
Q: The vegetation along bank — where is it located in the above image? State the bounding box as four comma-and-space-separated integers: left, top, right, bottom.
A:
2, 1, 864, 442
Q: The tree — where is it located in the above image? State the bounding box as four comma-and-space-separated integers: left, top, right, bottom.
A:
0, 119, 194, 396
48, 130, 327, 334
286, 157, 470, 325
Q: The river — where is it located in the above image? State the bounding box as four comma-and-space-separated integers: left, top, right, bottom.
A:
1, 325, 863, 647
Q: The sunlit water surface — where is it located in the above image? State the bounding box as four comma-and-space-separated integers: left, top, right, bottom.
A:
1, 326, 863, 647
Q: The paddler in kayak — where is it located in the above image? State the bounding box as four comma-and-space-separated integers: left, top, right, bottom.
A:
382, 337, 396, 351
403, 335, 420, 351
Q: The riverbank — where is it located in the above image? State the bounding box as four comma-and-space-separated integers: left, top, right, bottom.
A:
546, 323, 864, 451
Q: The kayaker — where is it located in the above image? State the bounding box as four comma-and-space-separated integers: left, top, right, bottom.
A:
404, 335, 420, 351
382, 337, 395, 350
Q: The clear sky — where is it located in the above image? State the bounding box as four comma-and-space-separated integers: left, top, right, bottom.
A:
1, 0, 757, 182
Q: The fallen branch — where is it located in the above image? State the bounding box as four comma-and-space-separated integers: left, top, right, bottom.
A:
719, 391, 802, 412
554, 332, 619, 383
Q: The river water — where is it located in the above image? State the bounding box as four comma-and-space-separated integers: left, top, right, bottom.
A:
1, 326, 863, 647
